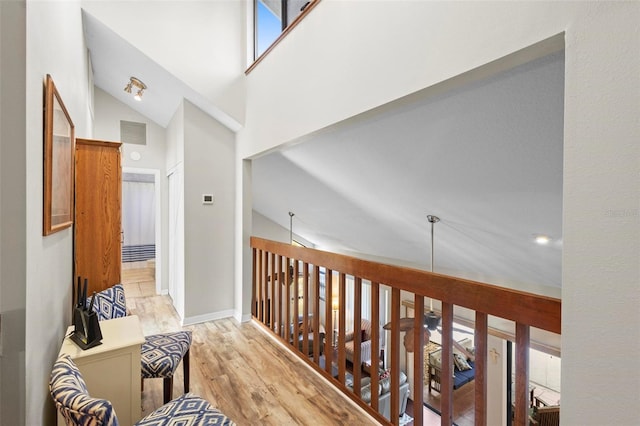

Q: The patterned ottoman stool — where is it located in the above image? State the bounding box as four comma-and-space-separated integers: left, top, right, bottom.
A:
141, 331, 192, 403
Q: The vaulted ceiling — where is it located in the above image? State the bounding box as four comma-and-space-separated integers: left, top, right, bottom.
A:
251, 52, 564, 294
82, 8, 564, 297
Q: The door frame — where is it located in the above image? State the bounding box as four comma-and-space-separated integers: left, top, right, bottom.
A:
122, 167, 162, 296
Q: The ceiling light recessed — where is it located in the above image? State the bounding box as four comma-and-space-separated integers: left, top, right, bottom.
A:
534, 234, 551, 245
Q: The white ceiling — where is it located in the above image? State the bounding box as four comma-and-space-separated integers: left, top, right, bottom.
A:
252, 51, 565, 293
82, 8, 564, 295
82, 10, 241, 130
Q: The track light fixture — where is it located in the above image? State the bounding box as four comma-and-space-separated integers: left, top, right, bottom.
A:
124, 77, 146, 101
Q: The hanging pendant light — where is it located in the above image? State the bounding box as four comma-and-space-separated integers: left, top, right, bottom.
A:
425, 214, 441, 331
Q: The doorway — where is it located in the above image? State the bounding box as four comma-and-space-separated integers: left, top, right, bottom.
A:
121, 167, 161, 296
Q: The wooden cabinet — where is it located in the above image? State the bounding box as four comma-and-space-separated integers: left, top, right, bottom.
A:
58, 316, 145, 425
75, 139, 122, 294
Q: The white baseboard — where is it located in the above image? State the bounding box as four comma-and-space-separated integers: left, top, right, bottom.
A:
182, 309, 235, 326
236, 311, 252, 323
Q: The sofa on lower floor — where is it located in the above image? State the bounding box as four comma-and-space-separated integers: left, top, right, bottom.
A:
349, 370, 410, 422
427, 337, 476, 393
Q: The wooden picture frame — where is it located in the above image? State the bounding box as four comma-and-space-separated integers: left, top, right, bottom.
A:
43, 74, 75, 235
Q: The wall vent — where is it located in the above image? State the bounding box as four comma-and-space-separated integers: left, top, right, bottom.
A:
120, 120, 147, 145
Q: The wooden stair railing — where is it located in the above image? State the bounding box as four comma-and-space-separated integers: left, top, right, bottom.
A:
251, 237, 561, 426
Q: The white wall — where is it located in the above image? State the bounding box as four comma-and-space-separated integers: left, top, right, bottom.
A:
164, 99, 236, 324
93, 87, 169, 292
237, 2, 640, 424
252, 210, 314, 247
23, 1, 93, 424
182, 100, 235, 323
0, 1, 27, 424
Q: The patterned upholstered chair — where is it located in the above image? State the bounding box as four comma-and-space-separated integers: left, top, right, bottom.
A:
50, 354, 234, 426
88, 284, 192, 404
344, 318, 373, 365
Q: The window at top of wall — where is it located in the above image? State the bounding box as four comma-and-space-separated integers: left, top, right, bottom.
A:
252, 0, 317, 65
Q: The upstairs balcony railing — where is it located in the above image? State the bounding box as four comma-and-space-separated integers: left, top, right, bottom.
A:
250, 237, 561, 426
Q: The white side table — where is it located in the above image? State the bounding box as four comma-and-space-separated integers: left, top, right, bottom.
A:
58, 315, 145, 425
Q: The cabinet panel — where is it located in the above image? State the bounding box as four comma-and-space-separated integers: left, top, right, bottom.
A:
75, 139, 122, 294
58, 316, 145, 425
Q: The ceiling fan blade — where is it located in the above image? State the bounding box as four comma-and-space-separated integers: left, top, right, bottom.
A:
436, 326, 474, 335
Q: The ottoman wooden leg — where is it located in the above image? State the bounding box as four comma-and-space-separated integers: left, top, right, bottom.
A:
163, 377, 173, 404
184, 349, 190, 393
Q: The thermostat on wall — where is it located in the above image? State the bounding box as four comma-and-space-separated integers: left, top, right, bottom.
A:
202, 194, 214, 205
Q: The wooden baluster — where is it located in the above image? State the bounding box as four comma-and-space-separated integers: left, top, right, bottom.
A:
337, 272, 347, 384
441, 301, 453, 426
261, 250, 267, 323
252, 248, 257, 318
514, 323, 530, 426
390, 287, 401, 424
284, 256, 291, 343
270, 253, 276, 329
475, 312, 488, 426
251, 249, 261, 319
276, 254, 282, 336
292, 260, 300, 347
325, 268, 334, 374
302, 262, 309, 356
256, 249, 261, 321
370, 281, 380, 413
313, 265, 321, 363
413, 294, 425, 426
353, 277, 362, 396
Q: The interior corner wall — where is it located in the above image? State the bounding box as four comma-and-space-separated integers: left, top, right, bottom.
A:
238, 2, 640, 424
0, 1, 27, 424
93, 88, 169, 293
166, 101, 185, 172
166, 102, 185, 319
23, 0, 93, 424
235, 159, 252, 322
182, 100, 235, 323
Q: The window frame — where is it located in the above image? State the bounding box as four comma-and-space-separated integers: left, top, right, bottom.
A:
247, 0, 320, 74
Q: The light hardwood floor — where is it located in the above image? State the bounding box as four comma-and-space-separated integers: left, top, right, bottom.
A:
121, 269, 378, 425
121, 266, 470, 425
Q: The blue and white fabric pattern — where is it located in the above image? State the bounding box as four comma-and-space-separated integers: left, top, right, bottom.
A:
87, 283, 127, 321
141, 331, 192, 379
49, 354, 118, 426
136, 393, 235, 426
50, 355, 235, 426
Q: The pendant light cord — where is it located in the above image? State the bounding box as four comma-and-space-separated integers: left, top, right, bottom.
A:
430, 219, 434, 311
427, 215, 440, 311
289, 211, 295, 245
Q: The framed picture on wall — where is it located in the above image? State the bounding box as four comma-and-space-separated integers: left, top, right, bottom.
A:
43, 74, 75, 235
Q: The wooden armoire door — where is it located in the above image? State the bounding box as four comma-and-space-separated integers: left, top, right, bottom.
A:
74, 138, 122, 295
